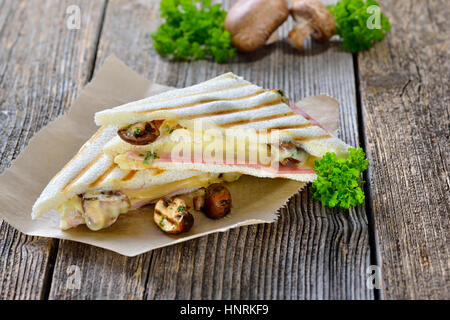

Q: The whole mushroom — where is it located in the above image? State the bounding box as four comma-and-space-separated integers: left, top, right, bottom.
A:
225, 0, 290, 52
203, 183, 232, 219
287, 0, 336, 51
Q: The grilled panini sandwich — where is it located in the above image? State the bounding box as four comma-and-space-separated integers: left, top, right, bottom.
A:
31, 125, 232, 231
95, 73, 349, 182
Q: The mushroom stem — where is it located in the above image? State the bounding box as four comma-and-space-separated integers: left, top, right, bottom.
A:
287, 19, 313, 51
266, 30, 280, 45
288, 0, 336, 51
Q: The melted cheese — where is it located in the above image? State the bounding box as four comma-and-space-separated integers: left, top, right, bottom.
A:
114, 121, 320, 172
121, 173, 221, 200
57, 173, 227, 230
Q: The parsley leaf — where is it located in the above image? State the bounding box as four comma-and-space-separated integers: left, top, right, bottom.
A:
143, 151, 159, 165
165, 125, 175, 134
151, 0, 235, 63
311, 147, 369, 210
328, 0, 391, 53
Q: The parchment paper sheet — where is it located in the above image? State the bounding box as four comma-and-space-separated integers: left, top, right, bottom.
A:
0, 56, 340, 256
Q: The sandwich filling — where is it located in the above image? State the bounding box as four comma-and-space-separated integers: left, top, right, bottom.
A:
112, 119, 319, 174
57, 172, 241, 231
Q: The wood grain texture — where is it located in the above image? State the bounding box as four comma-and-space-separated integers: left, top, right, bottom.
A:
357, 0, 449, 299
0, 0, 106, 299
49, 240, 151, 299
47, 0, 373, 299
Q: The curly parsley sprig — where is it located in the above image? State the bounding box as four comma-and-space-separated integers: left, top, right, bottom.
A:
328, 0, 391, 53
151, 0, 235, 63
311, 147, 369, 210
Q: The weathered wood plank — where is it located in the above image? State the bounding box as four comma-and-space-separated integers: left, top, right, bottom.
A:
357, 0, 449, 299
49, 240, 151, 299
0, 0, 106, 299
47, 0, 372, 299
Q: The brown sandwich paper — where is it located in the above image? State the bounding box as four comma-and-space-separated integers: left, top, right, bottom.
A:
0, 56, 340, 256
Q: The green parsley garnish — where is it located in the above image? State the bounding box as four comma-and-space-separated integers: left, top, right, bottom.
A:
165, 125, 175, 134
311, 147, 369, 209
177, 205, 186, 212
159, 216, 166, 227
134, 128, 142, 136
277, 89, 290, 104
143, 151, 159, 165
328, 0, 391, 53
151, 0, 235, 63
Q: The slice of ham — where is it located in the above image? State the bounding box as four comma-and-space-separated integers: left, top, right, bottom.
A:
125, 151, 145, 161
129, 199, 154, 211
154, 154, 315, 174
124, 151, 315, 174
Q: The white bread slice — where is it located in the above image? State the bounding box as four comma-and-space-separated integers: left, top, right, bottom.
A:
94, 73, 348, 157
31, 124, 202, 219
149, 162, 318, 182
95, 73, 349, 179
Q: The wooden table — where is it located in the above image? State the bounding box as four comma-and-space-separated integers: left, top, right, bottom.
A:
0, 0, 448, 300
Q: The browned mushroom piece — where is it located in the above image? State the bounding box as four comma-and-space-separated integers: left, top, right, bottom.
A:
193, 195, 205, 211
117, 120, 163, 145
225, 0, 289, 52
203, 183, 232, 219
154, 197, 194, 234
280, 157, 301, 167
279, 140, 297, 150
81, 192, 130, 231
287, 0, 336, 51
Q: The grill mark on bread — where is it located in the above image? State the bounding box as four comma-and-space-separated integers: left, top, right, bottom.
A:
155, 213, 179, 226
219, 112, 297, 128
135, 83, 254, 112
153, 169, 166, 175
121, 170, 137, 181
293, 134, 332, 142
89, 164, 118, 188
51, 126, 107, 182
61, 153, 104, 193
185, 98, 282, 120
266, 123, 313, 132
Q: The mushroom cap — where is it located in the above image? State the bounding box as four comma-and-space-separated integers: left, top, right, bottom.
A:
291, 0, 336, 42
225, 0, 290, 52
117, 121, 161, 145
154, 198, 194, 234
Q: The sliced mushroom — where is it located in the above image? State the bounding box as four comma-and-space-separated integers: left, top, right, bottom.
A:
154, 197, 194, 234
279, 140, 297, 150
203, 183, 232, 219
82, 192, 130, 231
193, 195, 205, 211
287, 0, 336, 51
280, 157, 301, 167
117, 120, 163, 145
225, 0, 289, 52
